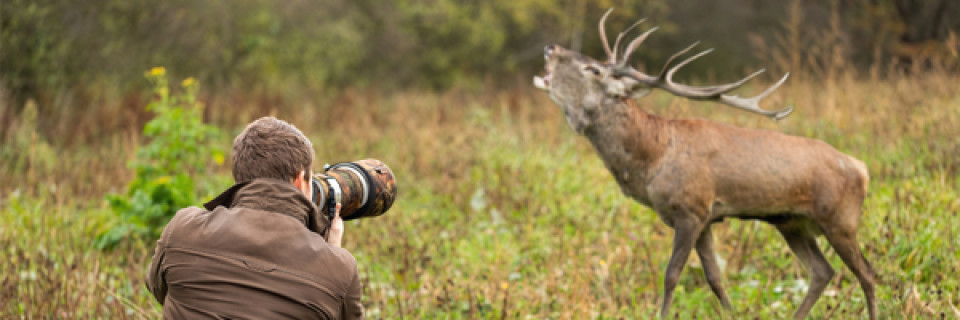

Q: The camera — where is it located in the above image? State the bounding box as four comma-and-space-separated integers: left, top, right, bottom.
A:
310, 159, 398, 221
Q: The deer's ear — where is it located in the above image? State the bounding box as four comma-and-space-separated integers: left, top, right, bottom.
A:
605, 73, 649, 98
619, 74, 653, 99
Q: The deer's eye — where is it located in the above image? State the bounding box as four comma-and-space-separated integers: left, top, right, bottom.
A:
584, 66, 601, 76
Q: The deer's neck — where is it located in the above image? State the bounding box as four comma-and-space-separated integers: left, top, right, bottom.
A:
583, 98, 670, 183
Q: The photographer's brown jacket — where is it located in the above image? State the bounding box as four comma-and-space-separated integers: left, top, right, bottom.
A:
146, 179, 364, 319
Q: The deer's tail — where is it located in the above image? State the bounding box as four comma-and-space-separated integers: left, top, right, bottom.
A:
848, 156, 870, 197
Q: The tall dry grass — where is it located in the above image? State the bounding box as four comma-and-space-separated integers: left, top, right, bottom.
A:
1, 2, 958, 313
3, 62, 959, 318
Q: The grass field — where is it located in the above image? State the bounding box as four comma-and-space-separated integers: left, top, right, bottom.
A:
2, 71, 959, 319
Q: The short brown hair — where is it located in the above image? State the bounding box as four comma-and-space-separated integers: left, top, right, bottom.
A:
232, 117, 315, 182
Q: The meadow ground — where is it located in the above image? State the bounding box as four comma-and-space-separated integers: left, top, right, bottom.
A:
2, 72, 959, 319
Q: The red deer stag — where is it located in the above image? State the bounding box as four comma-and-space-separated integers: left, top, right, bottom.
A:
533, 9, 876, 320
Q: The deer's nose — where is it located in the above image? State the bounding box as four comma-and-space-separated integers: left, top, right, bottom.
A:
544, 44, 558, 58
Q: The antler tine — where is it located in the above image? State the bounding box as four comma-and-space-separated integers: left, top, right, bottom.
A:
672, 69, 766, 96
599, 8, 615, 60
664, 48, 714, 85
717, 73, 793, 120
657, 41, 701, 80
610, 19, 646, 64
620, 26, 659, 66
663, 48, 761, 97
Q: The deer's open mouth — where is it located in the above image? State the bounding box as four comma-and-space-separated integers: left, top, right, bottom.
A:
533, 72, 551, 90
534, 45, 555, 90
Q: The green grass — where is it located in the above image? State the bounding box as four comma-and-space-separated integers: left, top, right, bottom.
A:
2, 73, 960, 319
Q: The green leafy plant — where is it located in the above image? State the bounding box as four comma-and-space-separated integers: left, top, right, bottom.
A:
96, 67, 224, 249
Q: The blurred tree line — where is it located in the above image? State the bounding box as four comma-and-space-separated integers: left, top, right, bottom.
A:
1, 0, 958, 142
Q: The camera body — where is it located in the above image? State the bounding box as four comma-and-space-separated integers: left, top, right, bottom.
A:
310, 159, 397, 221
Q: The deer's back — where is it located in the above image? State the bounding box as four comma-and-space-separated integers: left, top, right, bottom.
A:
653, 119, 868, 217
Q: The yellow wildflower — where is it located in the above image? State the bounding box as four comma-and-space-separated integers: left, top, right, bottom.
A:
500, 282, 509, 290
150, 67, 166, 76
212, 152, 225, 165
181, 77, 196, 87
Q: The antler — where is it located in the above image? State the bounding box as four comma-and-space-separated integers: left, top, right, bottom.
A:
598, 9, 615, 63
598, 8, 645, 65
601, 10, 793, 121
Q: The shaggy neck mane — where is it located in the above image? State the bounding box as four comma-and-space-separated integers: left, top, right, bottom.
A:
584, 98, 671, 167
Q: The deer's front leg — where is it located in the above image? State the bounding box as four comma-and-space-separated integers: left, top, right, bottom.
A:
659, 216, 705, 318
696, 225, 733, 309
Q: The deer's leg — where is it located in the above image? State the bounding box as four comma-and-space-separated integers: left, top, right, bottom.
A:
659, 218, 703, 318
774, 221, 835, 320
820, 216, 877, 320
695, 225, 733, 309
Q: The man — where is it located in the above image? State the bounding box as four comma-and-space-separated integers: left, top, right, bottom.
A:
147, 117, 363, 319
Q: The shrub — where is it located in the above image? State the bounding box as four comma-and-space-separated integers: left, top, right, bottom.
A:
96, 67, 224, 249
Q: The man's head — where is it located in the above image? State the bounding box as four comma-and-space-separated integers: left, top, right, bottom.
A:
232, 117, 315, 194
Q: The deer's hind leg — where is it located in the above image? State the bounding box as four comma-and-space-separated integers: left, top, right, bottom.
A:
819, 203, 877, 320
773, 219, 835, 320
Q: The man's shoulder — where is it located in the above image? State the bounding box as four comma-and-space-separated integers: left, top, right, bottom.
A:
329, 246, 359, 269
159, 206, 209, 239
162, 206, 327, 255
173, 206, 209, 220
317, 245, 360, 294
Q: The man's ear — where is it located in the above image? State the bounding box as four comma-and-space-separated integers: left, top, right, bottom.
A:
293, 170, 310, 195
291, 170, 302, 184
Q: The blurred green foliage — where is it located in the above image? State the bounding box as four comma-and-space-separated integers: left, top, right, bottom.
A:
3, 0, 957, 101
0, 0, 683, 103
97, 68, 224, 249
1, 0, 957, 146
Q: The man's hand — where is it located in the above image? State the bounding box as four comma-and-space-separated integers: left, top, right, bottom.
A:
327, 204, 344, 247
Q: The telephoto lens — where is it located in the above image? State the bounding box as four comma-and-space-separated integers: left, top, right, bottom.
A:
310, 159, 397, 221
